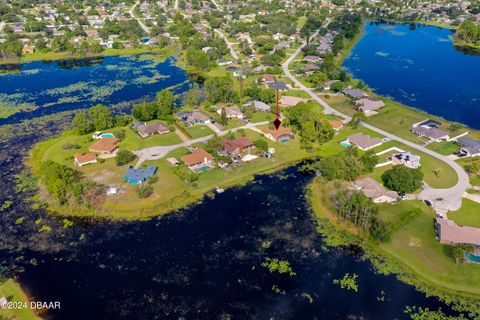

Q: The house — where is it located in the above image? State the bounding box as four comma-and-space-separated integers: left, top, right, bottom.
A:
390, 152, 421, 169
267, 81, 289, 91
124, 166, 157, 184
167, 157, 179, 166
436, 218, 480, 247
303, 64, 321, 75
354, 177, 398, 204
343, 89, 367, 99
323, 80, 339, 91
74, 153, 97, 167
22, 45, 35, 54
356, 97, 385, 114
279, 96, 305, 107
411, 126, 449, 142
457, 137, 480, 157
304, 55, 322, 63
217, 106, 244, 119
89, 138, 118, 155
220, 137, 255, 157
243, 100, 270, 112
262, 127, 294, 143
346, 133, 383, 151
137, 122, 169, 138
412, 119, 442, 129
181, 148, 215, 173
176, 110, 210, 126
260, 74, 275, 83
328, 119, 344, 132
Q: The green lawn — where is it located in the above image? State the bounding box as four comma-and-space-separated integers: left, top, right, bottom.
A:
310, 180, 480, 297
119, 128, 181, 150
284, 89, 311, 99
250, 112, 273, 123
427, 141, 459, 156
185, 125, 214, 139
448, 198, 480, 228
223, 118, 245, 130
0, 279, 41, 320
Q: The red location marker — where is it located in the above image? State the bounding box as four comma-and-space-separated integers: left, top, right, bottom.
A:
273, 89, 282, 130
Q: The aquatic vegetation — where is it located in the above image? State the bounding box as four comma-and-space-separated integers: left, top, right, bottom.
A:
46, 81, 91, 96
332, 273, 359, 292
261, 257, 296, 276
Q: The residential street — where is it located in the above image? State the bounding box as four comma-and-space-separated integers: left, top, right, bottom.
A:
134, 121, 269, 168
281, 29, 470, 212
215, 29, 239, 60
130, 0, 150, 35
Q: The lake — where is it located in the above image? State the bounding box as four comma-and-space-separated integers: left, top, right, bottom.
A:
344, 22, 480, 129
0, 55, 189, 125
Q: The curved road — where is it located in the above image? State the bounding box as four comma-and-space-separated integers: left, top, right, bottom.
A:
282, 30, 470, 212
130, 0, 150, 35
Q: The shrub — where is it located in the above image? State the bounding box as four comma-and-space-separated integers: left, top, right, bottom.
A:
381, 165, 423, 193
136, 184, 153, 198
116, 150, 136, 166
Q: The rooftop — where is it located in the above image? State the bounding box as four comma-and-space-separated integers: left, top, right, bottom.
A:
437, 218, 480, 246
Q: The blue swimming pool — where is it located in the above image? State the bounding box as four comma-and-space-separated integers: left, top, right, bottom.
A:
340, 140, 351, 148
101, 133, 115, 138
195, 166, 210, 173
466, 253, 480, 264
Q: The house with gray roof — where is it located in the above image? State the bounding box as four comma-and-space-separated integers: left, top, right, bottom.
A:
343, 89, 367, 99
137, 122, 169, 138
411, 126, 449, 142
346, 133, 383, 151
267, 81, 289, 91
458, 137, 480, 157
243, 100, 270, 112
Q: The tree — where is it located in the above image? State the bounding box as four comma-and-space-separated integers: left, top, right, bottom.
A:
39, 160, 77, 205
254, 139, 269, 151
220, 107, 228, 125
71, 111, 93, 134
184, 86, 202, 106
450, 244, 475, 264
156, 89, 175, 119
116, 150, 136, 166
89, 104, 113, 130
136, 184, 153, 198
132, 102, 157, 121
381, 165, 424, 193
204, 76, 238, 103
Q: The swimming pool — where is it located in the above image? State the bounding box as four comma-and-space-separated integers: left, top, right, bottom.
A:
195, 166, 211, 173
340, 140, 351, 148
466, 253, 480, 264
101, 133, 115, 138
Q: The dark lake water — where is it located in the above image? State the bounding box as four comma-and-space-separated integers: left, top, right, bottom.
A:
344, 22, 480, 129
9, 168, 451, 319
0, 55, 189, 125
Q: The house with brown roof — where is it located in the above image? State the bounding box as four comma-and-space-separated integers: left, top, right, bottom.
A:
217, 106, 244, 119
88, 138, 119, 156
436, 218, 480, 247
181, 148, 215, 173
74, 153, 97, 167
260, 74, 275, 83
262, 127, 294, 143
411, 126, 449, 142
220, 137, 255, 157
137, 122, 169, 138
176, 110, 211, 126
346, 133, 383, 151
354, 177, 398, 204
22, 45, 35, 54
279, 96, 305, 107
328, 119, 344, 132
356, 97, 385, 114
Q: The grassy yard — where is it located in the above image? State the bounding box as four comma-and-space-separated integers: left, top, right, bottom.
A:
309, 179, 480, 297
427, 141, 459, 155
184, 125, 214, 139
33, 128, 311, 220
284, 89, 311, 99
0, 279, 41, 320
250, 112, 273, 123
119, 128, 181, 150
223, 118, 245, 130
448, 199, 480, 228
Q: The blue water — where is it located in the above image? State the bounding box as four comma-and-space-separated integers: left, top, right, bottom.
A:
344, 22, 480, 129
466, 253, 480, 263
0, 55, 189, 125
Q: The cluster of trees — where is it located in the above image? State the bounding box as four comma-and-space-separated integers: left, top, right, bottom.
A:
38, 160, 101, 206
0, 36, 22, 62
71, 104, 131, 134
204, 76, 239, 104
455, 20, 480, 46
116, 150, 136, 167
381, 165, 424, 193
132, 89, 176, 121
244, 85, 275, 104
300, 15, 325, 39
333, 189, 389, 242
307, 147, 378, 181
286, 102, 335, 149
